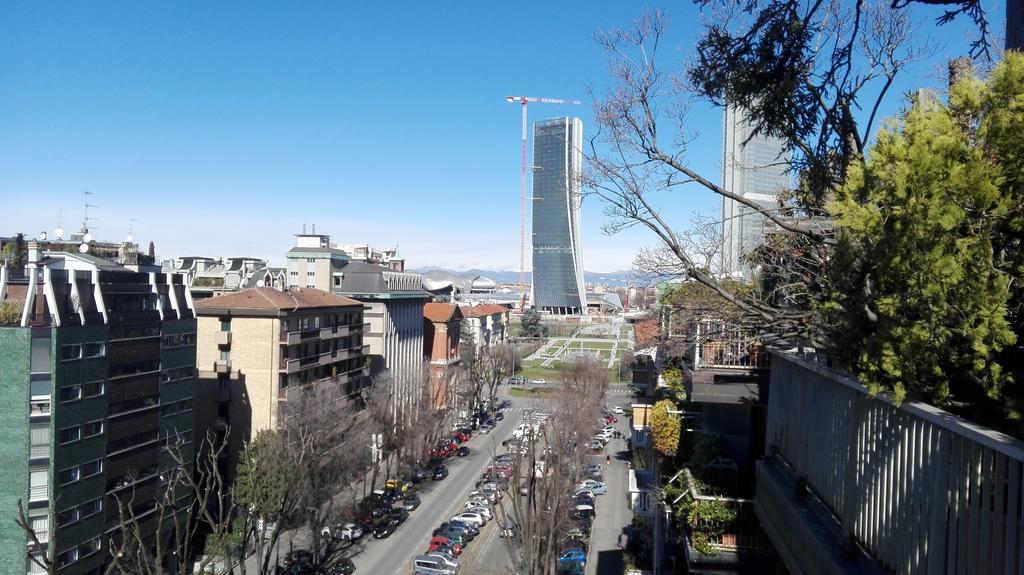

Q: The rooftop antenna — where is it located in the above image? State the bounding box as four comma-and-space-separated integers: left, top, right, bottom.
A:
127, 218, 139, 243
82, 190, 100, 233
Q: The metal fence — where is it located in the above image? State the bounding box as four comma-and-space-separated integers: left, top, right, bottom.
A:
766, 350, 1024, 574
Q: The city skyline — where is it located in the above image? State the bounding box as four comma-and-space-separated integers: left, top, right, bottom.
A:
0, 3, 989, 273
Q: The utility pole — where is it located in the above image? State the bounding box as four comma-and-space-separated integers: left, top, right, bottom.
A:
505, 95, 582, 301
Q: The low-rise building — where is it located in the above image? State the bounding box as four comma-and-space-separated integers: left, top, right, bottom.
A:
193, 288, 367, 453
457, 304, 510, 352
423, 303, 462, 408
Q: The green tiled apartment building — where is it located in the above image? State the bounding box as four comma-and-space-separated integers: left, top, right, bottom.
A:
0, 244, 196, 574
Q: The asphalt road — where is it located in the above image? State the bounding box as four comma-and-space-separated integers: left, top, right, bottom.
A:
348, 403, 523, 575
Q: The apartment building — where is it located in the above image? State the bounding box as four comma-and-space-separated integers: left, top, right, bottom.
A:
457, 304, 509, 353
285, 232, 427, 415
193, 287, 368, 444
162, 256, 286, 300
0, 244, 196, 575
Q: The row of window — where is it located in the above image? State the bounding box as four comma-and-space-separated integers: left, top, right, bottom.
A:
59, 381, 104, 403
107, 429, 159, 454
57, 420, 103, 445
56, 536, 101, 568
161, 398, 194, 417
58, 459, 102, 486
59, 342, 105, 362
162, 333, 197, 348
57, 497, 103, 528
109, 326, 161, 341
109, 359, 161, 379
161, 366, 197, 383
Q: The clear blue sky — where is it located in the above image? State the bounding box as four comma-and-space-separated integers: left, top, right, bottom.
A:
0, 1, 997, 272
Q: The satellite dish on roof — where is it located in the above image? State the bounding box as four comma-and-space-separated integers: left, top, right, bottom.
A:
83, 233, 93, 243
79, 243, 90, 254
39, 231, 47, 240
256, 280, 266, 288
54, 227, 64, 240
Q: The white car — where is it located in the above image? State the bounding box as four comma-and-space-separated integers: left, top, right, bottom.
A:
573, 489, 596, 500
613, 406, 624, 414
466, 498, 492, 510
452, 512, 486, 527
531, 378, 546, 385
465, 506, 493, 520
321, 522, 362, 541
578, 480, 607, 495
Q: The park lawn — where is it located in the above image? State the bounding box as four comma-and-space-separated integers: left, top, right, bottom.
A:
567, 340, 615, 350
516, 364, 563, 382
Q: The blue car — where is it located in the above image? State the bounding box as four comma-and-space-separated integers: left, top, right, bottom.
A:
557, 548, 587, 571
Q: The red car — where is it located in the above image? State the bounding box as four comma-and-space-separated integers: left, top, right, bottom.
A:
605, 415, 618, 423
453, 431, 470, 443
428, 536, 462, 555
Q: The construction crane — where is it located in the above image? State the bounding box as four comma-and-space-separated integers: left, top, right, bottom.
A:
505, 95, 582, 307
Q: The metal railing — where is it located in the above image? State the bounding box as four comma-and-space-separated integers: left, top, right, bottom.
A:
695, 320, 769, 370
765, 350, 1024, 574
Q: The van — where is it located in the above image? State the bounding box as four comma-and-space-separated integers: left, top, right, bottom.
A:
413, 553, 459, 574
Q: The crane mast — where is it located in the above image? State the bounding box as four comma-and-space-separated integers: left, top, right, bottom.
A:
505, 95, 582, 308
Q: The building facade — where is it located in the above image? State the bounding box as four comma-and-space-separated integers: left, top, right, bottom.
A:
720, 105, 791, 279
0, 246, 196, 575
163, 257, 285, 300
457, 304, 509, 353
532, 117, 586, 314
423, 303, 462, 408
285, 233, 427, 415
193, 287, 367, 445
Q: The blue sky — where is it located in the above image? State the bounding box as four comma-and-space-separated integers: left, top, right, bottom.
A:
0, 1, 999, 272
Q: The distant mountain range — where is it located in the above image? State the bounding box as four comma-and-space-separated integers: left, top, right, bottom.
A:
410, 268, 641, 287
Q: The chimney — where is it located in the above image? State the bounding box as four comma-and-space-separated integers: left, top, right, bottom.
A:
27, 241, 41, 264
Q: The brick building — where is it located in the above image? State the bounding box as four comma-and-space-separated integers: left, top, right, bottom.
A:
423, 303, 462, 408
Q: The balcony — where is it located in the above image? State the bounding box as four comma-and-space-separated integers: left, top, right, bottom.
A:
214, 360, 231, 374
29, 444, 49, 459
214, 331, 231, 347
28, 485, 48, 503
29, 400, 51, 417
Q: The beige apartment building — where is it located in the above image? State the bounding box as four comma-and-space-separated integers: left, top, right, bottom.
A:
194, 287, 368, 448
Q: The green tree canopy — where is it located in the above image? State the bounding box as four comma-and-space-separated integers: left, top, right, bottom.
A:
827, 54, 1024, 416
520, 308, 548, 339
650, 399, 681, 455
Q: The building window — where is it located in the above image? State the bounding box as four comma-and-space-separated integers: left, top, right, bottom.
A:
179, 398, 194, 412
83, 342, 105, 358
307, 258, 316, 263
57, 507, 79, 526
219, 350, 230, 361
82, 420, 103, 438
59, 344, 82, 361
56, 548, 78, 568
180, 333, 196, 346
82, 381, 104, 397
59, 385, 82, 403
80, 537, 101, 557
58, 466, 80, 486
81, 459, 102, 478
333, 276, 342, 288
220, 318, 231, 332
80, 498, 102, 518
58, 426, 81, 444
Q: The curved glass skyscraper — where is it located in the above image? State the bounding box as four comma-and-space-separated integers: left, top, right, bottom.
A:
531, 117, 585, 314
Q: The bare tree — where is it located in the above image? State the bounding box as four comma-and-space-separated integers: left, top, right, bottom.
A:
585, 4, 937, 346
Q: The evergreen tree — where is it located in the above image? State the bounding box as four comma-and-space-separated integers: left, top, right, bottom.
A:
520, 309, 548, 339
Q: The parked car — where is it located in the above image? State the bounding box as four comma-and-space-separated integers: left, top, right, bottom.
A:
587, 440, 604, 451
465, 506, 492, 520
321, 522, 363, 541
428, 536, 463, 555
456, 446, 470, 457
402, 493, 421, 511
466, 498, 491, 510
577, 480, 607, 495
613, 406, 624, 414
385, 478, 413, 492
373, 519, 399, 539
323, 558, 355, 575
500, 518, 518, 538
283, 550, 313, 568
432, 526, 466, 546
451, 512, 486, 527
604, 415, 618, 423
447, 519, 480, 536
407, 469, 429, 483
433, 465, 449, 480
413, 553, 458, 575
557, 548, 587, 570
390, 507, 410, 525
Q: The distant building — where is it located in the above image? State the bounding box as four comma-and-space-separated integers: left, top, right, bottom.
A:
721, 105, 791, 279
0, 243, 195, 575
285, 232, 427, 415
423, 303, 462, 408
336, 244, 405, 271
163, 257, 285, 299
458, 304, 510, 352
532, 117, 586, 314
193, 287, 367, 470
